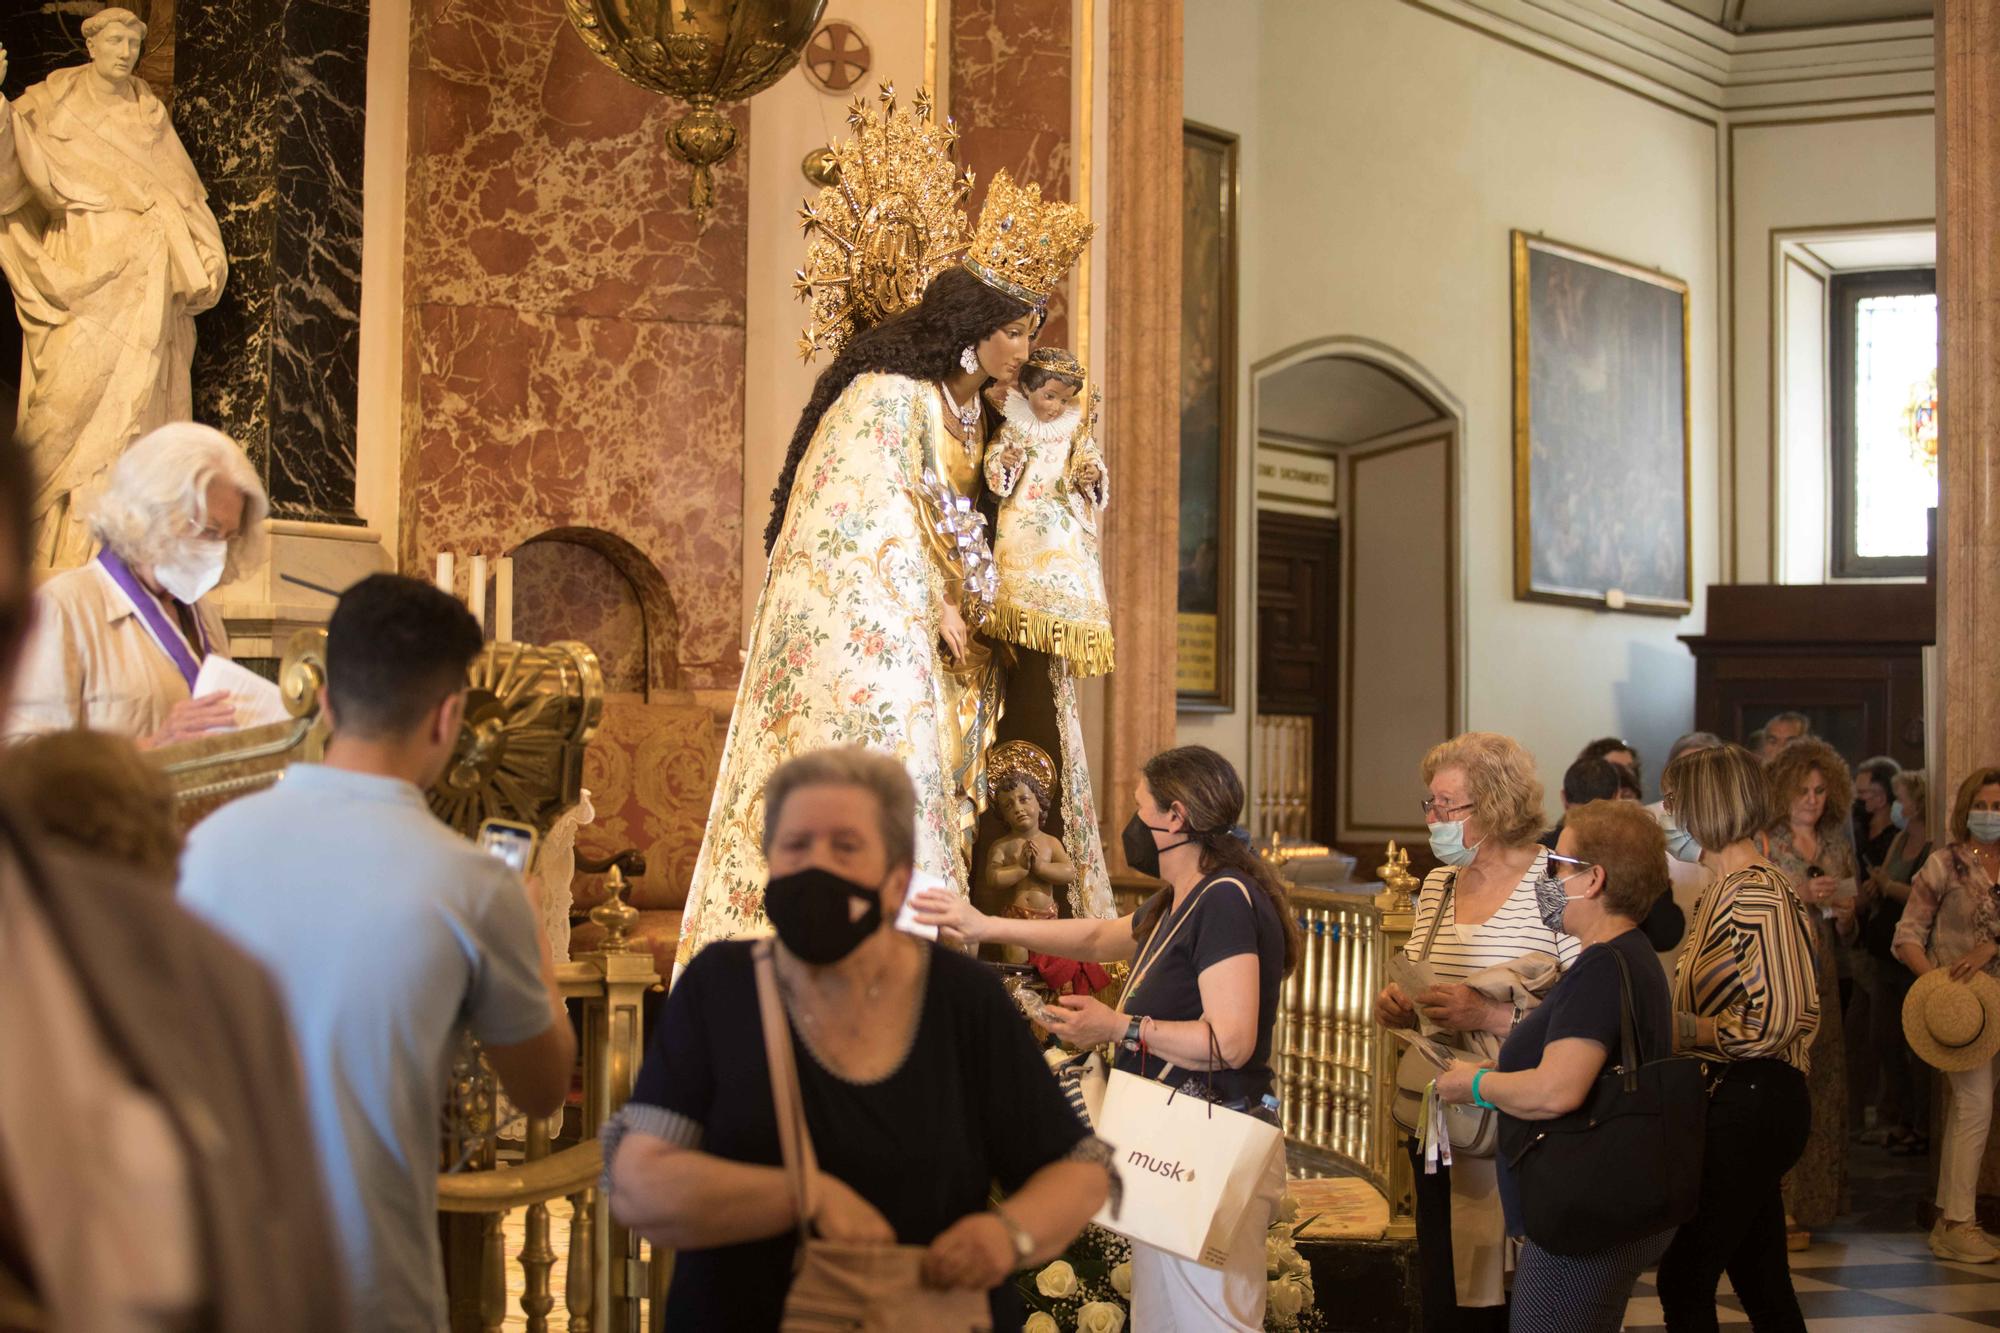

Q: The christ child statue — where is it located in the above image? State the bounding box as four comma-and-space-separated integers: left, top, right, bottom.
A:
983, 744, 1075, 964
984, 348, 1114, 677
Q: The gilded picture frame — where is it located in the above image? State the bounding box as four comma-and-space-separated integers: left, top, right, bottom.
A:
1511, 231, 1693, 615
1178, 121, 1239, 709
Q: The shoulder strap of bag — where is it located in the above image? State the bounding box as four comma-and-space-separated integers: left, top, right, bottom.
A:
1415, 869, 1458, 963
752, 940, 820, 1248
1116, 877, 1222, 1014
1605, 943, 1642, 1092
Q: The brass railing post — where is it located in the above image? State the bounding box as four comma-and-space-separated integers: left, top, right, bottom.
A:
1375, 846, 1419, 1237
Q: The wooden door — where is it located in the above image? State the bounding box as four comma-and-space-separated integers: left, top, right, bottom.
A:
1257, 511, 1340, 843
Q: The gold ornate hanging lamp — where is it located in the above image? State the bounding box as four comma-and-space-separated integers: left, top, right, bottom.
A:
563, 0, 829, 225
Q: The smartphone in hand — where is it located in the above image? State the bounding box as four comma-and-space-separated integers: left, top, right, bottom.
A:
477, 817, 539, 875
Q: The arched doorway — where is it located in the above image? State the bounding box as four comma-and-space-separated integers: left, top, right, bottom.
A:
1250, 340, 1462, 850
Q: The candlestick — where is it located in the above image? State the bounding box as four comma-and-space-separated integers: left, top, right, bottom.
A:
468, 554, 487, 633
495, 556, 514, 643
435, 552, 454, 597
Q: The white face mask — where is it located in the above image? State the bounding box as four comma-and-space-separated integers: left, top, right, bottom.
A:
153, 537, 229, 605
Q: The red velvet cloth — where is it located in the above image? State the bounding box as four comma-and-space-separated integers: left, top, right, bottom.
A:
1030, 953, 1112, 996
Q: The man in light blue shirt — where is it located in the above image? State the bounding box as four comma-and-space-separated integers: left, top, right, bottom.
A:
182, 574, 575, 1333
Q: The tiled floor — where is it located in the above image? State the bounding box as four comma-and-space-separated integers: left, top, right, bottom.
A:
1622, 1139, 2000, 1330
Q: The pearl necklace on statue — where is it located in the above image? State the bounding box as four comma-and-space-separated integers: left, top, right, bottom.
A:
938, 382, 982, 449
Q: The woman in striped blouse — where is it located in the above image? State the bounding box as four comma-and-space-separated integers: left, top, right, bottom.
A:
1375, 732, 1580, 1330
1654, 744, 1822, 1333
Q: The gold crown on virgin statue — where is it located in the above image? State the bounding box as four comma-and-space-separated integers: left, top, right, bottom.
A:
963, 171, 1095, 311
794, 85, 973, 362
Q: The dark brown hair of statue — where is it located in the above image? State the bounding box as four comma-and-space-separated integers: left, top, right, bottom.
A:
1130, 745, 1301, 977
764, 266, 1034, 555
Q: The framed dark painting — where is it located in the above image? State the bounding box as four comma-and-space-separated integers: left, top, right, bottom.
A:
1511, 232, 1692, 615
1179, 121, 1238, 708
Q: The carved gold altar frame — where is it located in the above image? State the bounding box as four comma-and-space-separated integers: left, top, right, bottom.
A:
1511, 231, 1693, 616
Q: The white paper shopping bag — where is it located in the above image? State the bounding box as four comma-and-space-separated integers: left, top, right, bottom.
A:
1090, 1068, 1285, 1267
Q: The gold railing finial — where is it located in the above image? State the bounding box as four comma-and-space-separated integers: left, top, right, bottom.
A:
589, 866, 639, 953
1376, 840, 1419, 912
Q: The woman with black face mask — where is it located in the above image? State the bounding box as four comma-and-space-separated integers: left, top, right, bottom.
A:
603, 747, 1113, 1332
915, 744, 1300, 1331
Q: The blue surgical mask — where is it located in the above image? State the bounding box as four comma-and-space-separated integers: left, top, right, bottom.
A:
1428, 819, 1480, 868
1891, 801, 1909, 830
1663, 820, 1704, 864
1970, 811, 2000, 845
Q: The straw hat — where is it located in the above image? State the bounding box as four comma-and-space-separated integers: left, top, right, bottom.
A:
1903, 969, 2000, 1072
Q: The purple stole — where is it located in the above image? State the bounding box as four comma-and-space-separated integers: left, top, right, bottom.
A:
95, 548, 209, 691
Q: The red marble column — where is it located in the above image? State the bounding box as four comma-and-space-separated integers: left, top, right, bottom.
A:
951, 0, 1075, 349
1100, 0, 1182, 872
400, 0, 747, 689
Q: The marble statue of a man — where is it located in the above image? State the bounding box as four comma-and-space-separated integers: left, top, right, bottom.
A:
0, 10, 227, 568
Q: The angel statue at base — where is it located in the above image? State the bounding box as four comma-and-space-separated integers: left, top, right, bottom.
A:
674, 87, 1113, 972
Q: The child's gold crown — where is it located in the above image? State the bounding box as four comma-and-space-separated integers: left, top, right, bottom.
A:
963, 171, 1094, 311
1025, 347, 1086, 382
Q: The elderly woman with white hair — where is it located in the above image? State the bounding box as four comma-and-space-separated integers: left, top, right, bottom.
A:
7, 423, 267, 746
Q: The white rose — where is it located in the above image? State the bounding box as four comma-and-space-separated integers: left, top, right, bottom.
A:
1034, 1260, 1079, 1299
1109, 1260, 1133, 1298
1268, 1276, 1307, 1320
1275, 1192, 1300, 1223
1075, 1300, 1128, 1333
1024, 1314, 1061, 1333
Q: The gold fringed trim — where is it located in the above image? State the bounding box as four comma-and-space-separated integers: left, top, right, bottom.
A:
989, 601, 1115, 677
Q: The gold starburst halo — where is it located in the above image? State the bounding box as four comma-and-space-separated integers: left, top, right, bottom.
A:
962, 170, 1095, 311
988, 739, 1058, 802
794, 83, 972, 362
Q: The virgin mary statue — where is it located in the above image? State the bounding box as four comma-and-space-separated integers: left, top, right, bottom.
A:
676, 93, 1109, 969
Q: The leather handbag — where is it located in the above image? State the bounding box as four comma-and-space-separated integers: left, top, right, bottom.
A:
1499, 944, 1707, 1256
751, 941, 992, 1332
1389, 872, 1499, 1156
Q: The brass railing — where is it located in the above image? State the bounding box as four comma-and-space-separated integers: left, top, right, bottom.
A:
441, 929, 658, 1333
1254, 714, 1314, 843
1277, 882, 1417, 1231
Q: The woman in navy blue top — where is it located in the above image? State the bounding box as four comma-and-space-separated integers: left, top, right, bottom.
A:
1436, 800, 1677, 1333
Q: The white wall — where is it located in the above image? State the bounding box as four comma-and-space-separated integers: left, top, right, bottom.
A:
1778, 256, 1829, 584
1731, 114, 1936, 583
1182, 0, 1724, 816
743, 2, 930, 642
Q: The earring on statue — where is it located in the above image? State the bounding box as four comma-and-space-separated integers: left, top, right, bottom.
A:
960, 345, 980, 375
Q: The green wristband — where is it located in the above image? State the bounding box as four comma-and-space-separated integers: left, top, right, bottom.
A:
1471, 1068, 1497, 1110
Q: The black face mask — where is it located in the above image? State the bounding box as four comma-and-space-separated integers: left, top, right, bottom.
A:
764, 865, 885, 965
1121, 812, 1192, 879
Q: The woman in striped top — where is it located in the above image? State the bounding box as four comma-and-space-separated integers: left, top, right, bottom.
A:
1655, 744, 1821, 1333
1374, 732, 1579, 1330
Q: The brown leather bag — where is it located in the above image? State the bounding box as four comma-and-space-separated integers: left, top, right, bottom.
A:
752, 941, 993, 1333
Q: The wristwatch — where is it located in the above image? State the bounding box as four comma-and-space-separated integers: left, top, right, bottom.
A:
1121, 1015, 1144, 1052
993, 1203, 1035, 1263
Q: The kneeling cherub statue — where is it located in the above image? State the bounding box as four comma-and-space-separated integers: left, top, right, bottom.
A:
982, 741, 1074, 965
